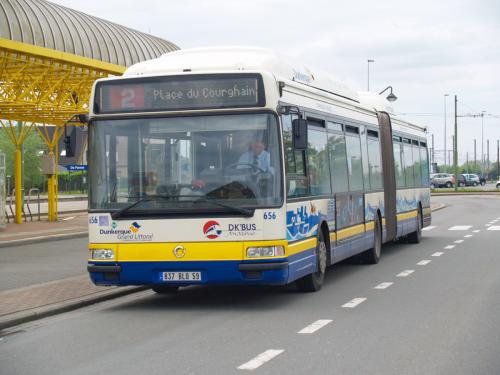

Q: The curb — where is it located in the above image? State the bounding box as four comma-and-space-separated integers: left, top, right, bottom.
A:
0, 286, 148, 331
430, 203, 446, 212
0, 231, 88, 248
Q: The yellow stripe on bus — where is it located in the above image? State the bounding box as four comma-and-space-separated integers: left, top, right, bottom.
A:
336, 224, 365, 241
365, 221, 375, 231
397, 210, 418, 221
288, 238, 317, 256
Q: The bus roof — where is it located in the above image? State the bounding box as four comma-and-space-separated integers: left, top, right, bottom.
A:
124, 46, 359, 101
122, 46, 425, 133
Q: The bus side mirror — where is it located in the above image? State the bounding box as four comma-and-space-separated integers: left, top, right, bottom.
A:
64, 126, 76, 158
292, 119, 308, 150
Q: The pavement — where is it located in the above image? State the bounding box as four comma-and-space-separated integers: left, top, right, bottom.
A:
1, 195, 499, 374
0, 201, 446, 332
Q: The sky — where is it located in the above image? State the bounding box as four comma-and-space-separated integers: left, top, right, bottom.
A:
52, 0, 500, 166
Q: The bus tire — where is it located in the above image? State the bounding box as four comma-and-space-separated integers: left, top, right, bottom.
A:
152, 285, 180, 294
407, 209, 422, 244
296, 230, 327, 292
360, 215, 382, 264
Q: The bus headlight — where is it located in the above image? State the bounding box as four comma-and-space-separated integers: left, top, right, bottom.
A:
246, 246, 285, 258
91, 248, 115, 260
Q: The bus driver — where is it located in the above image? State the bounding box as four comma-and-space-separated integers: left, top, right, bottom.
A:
237, 139, 272, 173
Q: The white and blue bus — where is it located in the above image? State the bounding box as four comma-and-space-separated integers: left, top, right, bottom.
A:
87, 47, 430, 292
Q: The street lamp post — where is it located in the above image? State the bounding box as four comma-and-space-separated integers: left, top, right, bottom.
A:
444, 94, 449, 166
367, 59, 374, 91
481, 114, 484, 172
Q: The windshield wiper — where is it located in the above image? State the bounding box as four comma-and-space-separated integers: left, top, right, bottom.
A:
194, 197, 254, 217
111, 194, 175, 219
111, 196, 153, 219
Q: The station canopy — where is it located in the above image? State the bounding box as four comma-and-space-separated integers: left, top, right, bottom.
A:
0, 0, 179, 125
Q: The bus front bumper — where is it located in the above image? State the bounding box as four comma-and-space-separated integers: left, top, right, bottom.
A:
87, 260, 290, 286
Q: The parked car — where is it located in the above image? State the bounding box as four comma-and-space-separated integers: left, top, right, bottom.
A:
496, 180, 500, 189
430, 173, 455, 188
459, 173, 480, 187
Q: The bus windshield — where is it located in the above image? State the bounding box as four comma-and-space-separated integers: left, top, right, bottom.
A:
89, 113, 282, 214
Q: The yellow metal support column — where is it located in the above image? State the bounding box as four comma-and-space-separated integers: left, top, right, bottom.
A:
0, 120, 33, 224
36, 124, 63, 222
14, 146, 22, 223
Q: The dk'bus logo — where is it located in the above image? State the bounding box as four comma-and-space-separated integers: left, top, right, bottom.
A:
203, 220, 222, 239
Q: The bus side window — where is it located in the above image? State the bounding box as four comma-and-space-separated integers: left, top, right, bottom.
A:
282, 114, 308, 198
307, 128, 331, 196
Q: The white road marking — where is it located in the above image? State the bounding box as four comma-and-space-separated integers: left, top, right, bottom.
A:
485, 224, 491, 227
62, 216, 75, 221
432, 252, 444, 257
374, 282, 393, 290
473, 230, 481, 233
487, 226, 500, 231
464, 234, 473, 238
448, 225, 472, 231
298, 319, 332, 334
444, 245, 455, 250
417, 260, 431, 265
397, 270, 414, 277
422, 226, 436, 231
454, 239, 464, 244
342, 298, 367, 308
238, 350, 285, 370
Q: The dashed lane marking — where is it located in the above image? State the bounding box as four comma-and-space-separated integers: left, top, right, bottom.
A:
373, 282, 393, 290
298, 319, 332, 334
238, 350, 285, 370
62, 216, 76, 221
454, 239, 464, 244
422, 226, 436, 231
342, 298, 367, 308
397, 270, 414, 277
486, 224, 491, 227
444, 245, 455, 250
487, 226, 500, 231
417, 260, 431, 265
432, 252, 444, 257
464, 234, 473, 238
448, 226, 472, 231
473, 230, 481, 233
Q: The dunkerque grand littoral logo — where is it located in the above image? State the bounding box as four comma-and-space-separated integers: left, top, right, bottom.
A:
203, 220, 222, 239
130, 222, 141, 233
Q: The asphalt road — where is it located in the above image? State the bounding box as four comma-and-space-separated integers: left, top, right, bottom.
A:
1, 195, 500, 375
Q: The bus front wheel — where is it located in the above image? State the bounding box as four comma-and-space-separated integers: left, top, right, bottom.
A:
296, 230, 327, 292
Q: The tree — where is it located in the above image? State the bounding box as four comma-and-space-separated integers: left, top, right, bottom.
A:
0, 128, 47, 192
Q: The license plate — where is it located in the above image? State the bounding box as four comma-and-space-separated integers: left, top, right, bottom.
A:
162, 271, 202, 282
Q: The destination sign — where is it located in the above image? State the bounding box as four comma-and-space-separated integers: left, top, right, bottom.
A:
95, 74, 265, 113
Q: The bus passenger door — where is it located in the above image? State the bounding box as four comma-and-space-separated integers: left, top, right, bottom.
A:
377, 111, 397, 242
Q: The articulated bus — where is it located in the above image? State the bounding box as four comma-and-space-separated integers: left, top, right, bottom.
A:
87, 47, 430, 292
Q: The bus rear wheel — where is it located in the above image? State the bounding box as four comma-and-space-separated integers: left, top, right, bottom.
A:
152, 285, 180, 294
296, 230, 327, 292
360, 215, 382, 264
407, 209, 422, 244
